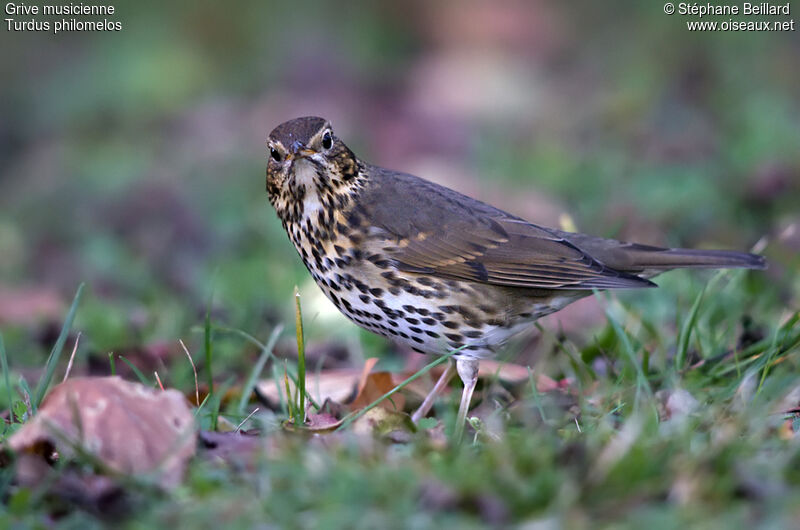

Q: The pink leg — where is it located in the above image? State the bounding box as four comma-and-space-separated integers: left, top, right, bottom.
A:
411, 360, 455, 423
454, 357, 479, 443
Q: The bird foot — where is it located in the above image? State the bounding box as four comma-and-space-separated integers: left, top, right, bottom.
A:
453, 357, 479, 443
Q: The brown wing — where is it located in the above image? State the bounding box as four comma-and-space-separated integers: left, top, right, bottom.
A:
359, 167, 654, 290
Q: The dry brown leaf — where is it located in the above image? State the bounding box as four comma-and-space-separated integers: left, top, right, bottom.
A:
477, 360, 561, 391
305, 412, 344, 432
281, 412, 345, 434
402, 361, 563, 404
199, 431, 273, 472
349, 371, 405, 411
14, 454, 129, 516
353, 358, 380, 395
349, 358, 405, 412
351, 407, 415, 442
7, 376, 195, 489
255, 369, 360, 410
256, 356, 564, 424
259, 358, 408, 434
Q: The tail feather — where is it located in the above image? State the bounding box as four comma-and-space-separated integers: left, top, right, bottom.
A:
621, 244, 766, 270
556, 230, 767, 278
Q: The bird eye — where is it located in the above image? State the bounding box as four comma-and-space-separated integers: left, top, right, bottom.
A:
321, 131, 333, 150
270, 147, 282, 162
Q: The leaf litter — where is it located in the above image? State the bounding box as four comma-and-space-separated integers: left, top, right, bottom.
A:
254, 355, 567, 441
5, 376, 196, 492
0, 336, 572, 519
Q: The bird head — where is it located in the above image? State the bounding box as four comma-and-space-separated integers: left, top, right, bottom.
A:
266, 116, 361, 224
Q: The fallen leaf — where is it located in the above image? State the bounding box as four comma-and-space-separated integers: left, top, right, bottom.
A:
255, 358, 563, 429
255, 369, 359, 410
6, 376, 196, 489
14, 454, 130, 516
305, 412, 344, 432
352, 407, 416, 442
349, 358, 405, 412
199, 431, 272, 472
354, 358, 380, 392
478, 360, 561, 391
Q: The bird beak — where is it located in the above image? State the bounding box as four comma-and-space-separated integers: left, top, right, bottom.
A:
297, 148, 317, 157
290, 141, 317, 158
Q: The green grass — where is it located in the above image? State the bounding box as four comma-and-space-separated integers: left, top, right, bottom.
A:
0, 268, 797, 528
32, 283, 84, 410
292, 287, 307, 425
236, 324, 283, 416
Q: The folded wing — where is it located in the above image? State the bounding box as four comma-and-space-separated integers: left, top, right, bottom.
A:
361, 169, 654, 290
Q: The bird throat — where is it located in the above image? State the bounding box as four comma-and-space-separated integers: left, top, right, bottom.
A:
291, 159, 326, 222
279, 158, 367, 270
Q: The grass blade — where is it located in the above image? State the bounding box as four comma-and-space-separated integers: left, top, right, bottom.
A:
17, 376, 34, 421
756, 325, 782, 394
708, 319, 800, 380
210, 377, 235, 431
599, 293, 652, 409
119, 356, 151, 385
527, 367, 548, 424
204, 308, 214, 396
204, 307, 220, 430
0, 333, 13, 413
675, 286, 706, 371
755, 313, 800, 394
237, 324, 283, 415
33, 283, 84, 408
209, 325, 266, 350
193, 393, 211, 418
210, 323, 320, 412
271, 364, 287, 416
283, 362, 294, 419
294, 287, 306, 424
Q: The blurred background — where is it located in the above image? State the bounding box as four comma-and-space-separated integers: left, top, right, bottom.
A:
1, 0, 798, 382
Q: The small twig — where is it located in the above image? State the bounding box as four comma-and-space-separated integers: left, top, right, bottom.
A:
235, 407, 260, 433
62, 332, 82, 382
154, 372, 164, 391
179, 339, 200, 406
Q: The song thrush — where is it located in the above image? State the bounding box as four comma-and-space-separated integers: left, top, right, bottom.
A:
265, 116, 765, 437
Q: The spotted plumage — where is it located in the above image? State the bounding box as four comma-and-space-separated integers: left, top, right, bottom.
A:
265, 116, 766, 430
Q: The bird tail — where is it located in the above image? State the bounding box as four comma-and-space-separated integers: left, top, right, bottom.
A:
620, 244, 767, 272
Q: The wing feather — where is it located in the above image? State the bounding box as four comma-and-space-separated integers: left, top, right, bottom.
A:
359, 168, 654, 290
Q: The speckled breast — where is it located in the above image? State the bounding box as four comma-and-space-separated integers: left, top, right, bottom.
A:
284, 213, 571, 359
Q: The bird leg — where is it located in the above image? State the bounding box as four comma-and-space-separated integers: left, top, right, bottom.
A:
411, 360, 455, 423
453, 357, 479, 443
